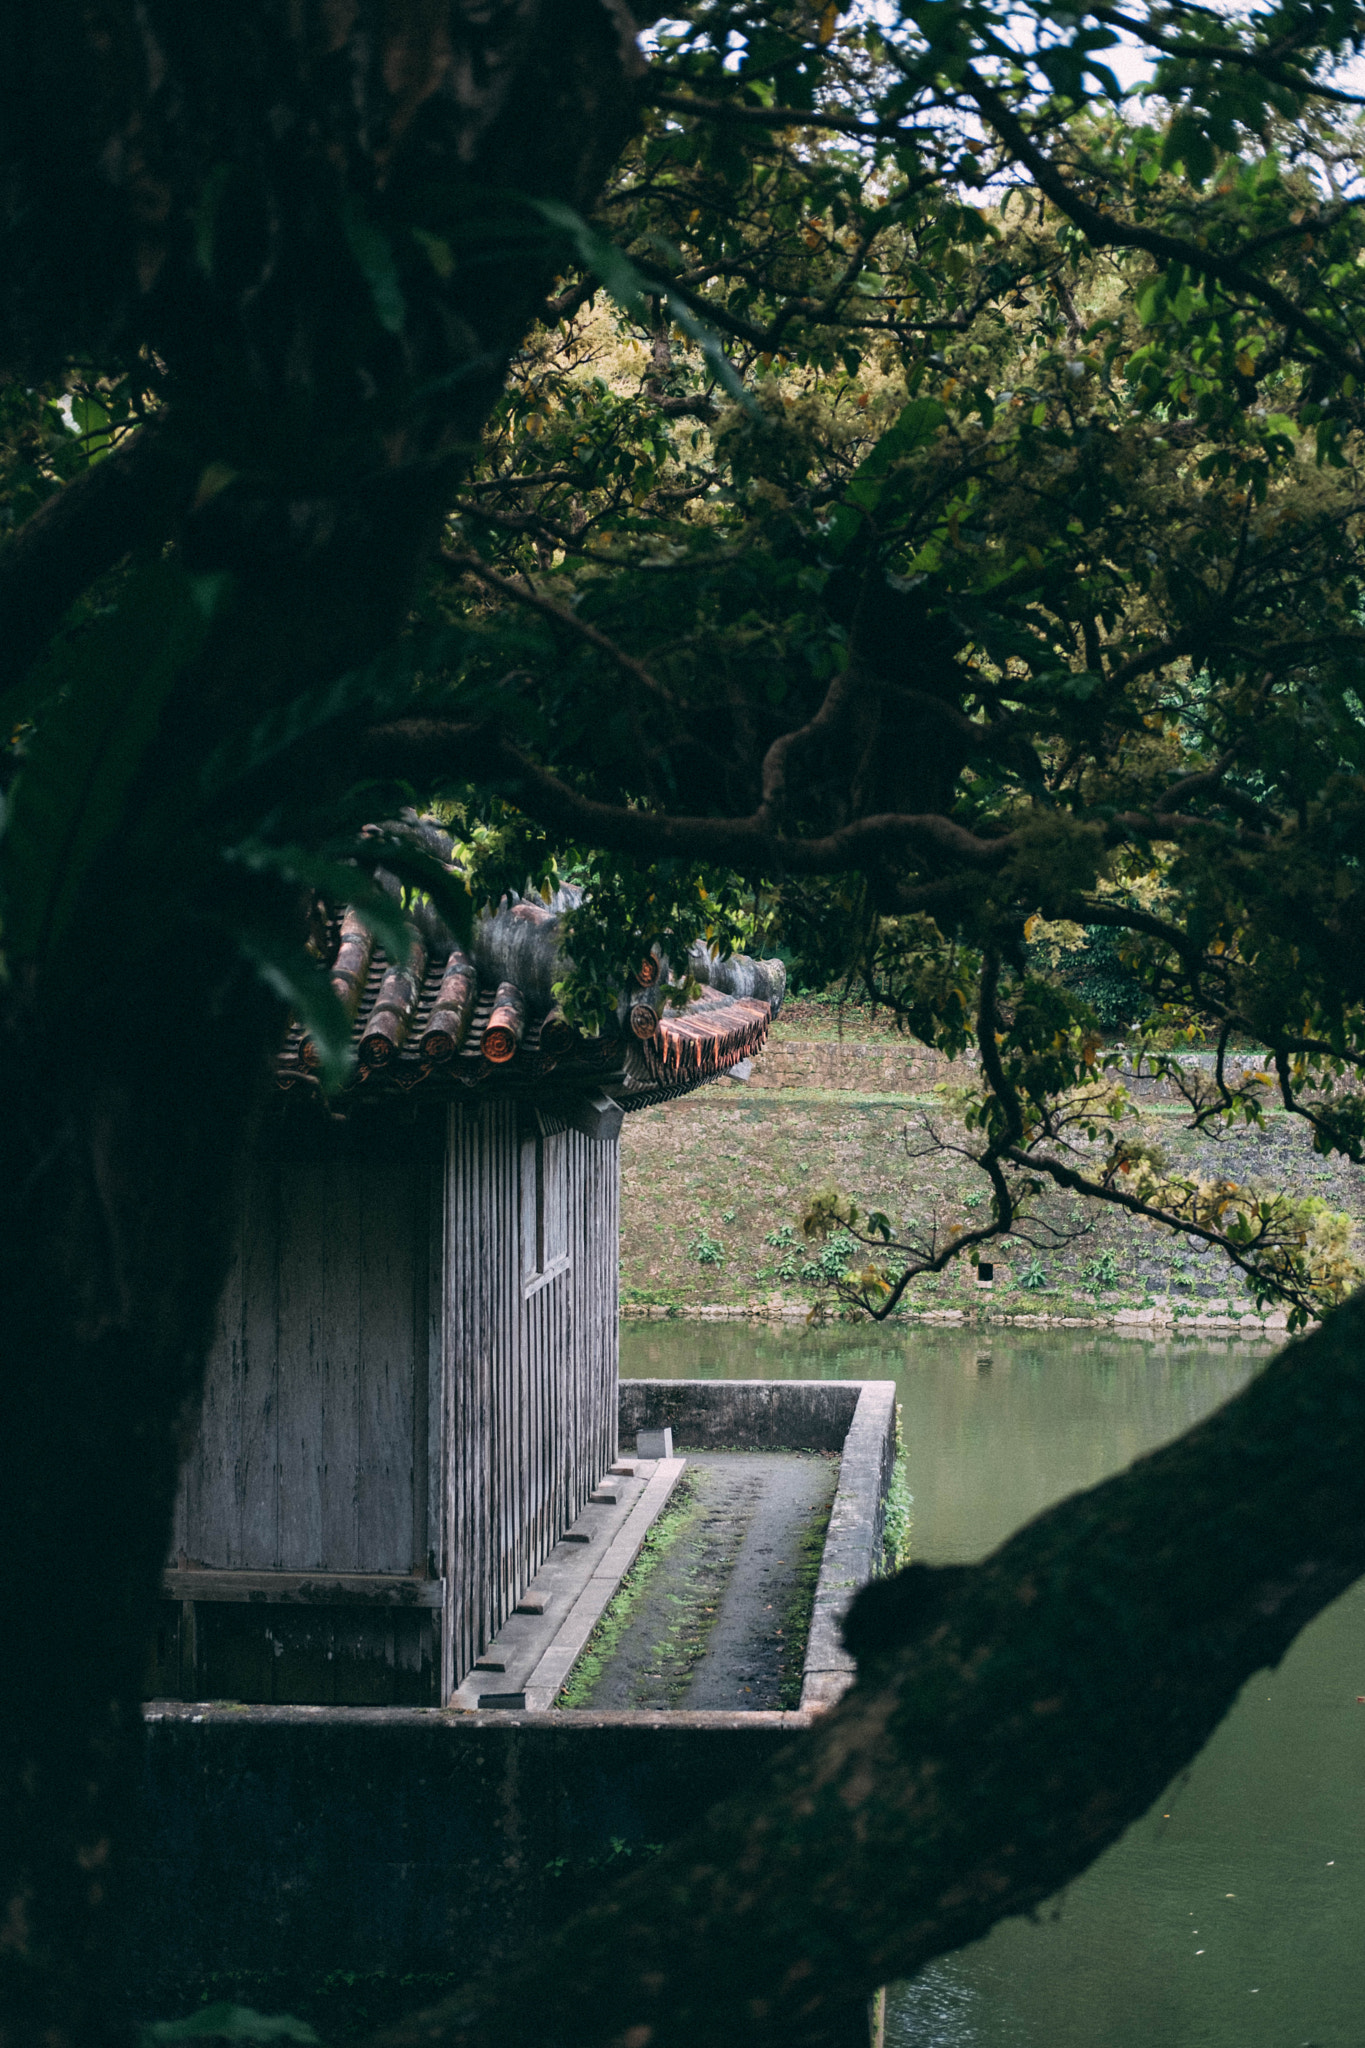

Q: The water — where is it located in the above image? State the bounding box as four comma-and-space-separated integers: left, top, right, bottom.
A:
620, 1320, 1365, 2048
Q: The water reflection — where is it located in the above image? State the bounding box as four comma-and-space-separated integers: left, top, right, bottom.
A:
621, 1319, 1365, 2048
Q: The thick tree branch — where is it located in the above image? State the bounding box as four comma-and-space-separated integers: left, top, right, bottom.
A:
645, 88, 935, 142
1085, 5, 1365, 104
362, 715, 1023, 872
371, 1292, 1365, 2048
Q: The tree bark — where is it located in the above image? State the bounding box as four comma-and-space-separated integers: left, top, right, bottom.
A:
369, 1291, 1365, 2048
0, 957, 284, 2046
0, 7, 643, 2041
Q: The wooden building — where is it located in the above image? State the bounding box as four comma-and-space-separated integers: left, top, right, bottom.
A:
150, 868, 784, 1706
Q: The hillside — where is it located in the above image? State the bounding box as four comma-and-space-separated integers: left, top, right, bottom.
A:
618, 1003, 1365, 1331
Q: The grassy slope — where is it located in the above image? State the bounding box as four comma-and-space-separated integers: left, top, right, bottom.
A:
619, 1005, 1365, 1325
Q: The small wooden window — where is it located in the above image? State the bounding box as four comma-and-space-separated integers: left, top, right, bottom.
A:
521, 1114, 570, 1292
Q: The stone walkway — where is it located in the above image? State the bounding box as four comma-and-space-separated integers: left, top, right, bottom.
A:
568, 1451, 837, 1711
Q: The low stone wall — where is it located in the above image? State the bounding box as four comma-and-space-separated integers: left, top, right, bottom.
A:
746, 1037, 975, 1092
801, 1382, 897, 1708
121, 1707, 801, 2021
619, 1374, 861, 1451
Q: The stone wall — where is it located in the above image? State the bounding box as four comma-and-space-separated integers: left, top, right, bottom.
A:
745, 1037, 975, 1093
620, 1026, 1365, 1323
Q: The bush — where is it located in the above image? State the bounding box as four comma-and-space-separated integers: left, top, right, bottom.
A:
1080, 1249, 1122, 1292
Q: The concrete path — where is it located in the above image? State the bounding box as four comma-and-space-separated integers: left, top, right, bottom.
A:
572, 1452, 837, 1712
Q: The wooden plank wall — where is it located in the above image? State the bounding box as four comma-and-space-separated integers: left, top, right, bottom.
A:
173, 1130, 436, 1579
172, 1102, 619, 1705
442, 1103, 619, 1696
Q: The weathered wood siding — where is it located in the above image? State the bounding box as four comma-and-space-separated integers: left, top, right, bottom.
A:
172, 1122, 442, 1580
442, 1103, 619, 1696
171, 1103, 619, 1704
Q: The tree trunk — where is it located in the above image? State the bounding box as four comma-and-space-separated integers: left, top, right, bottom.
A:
369, 1291, 1365, 2048
0, 959, 284, 2045
0, 6, 643, 2038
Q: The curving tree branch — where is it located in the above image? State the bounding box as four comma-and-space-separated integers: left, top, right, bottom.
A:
361, 713, 1026, 870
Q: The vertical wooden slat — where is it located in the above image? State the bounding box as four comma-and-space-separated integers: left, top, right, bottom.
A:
176, 1148, 279, 1571
437, 1104, 623, 1697
465, 1108, 480, 1678
274, 1161, 322, 1568
237, 1147, 282, 1568
422, 1158, 442, 1579
182, 1174, 245, 1566
437, 1118, 456, 1698
356, 1161, 417, 1573
445, 1105, 474, 1684
320, 1153, 362, 1568
502, 1102, 517, 1630
450, 1109, 464, 1679
443, 1108, 462, 1688
469, 1105, 486, 1675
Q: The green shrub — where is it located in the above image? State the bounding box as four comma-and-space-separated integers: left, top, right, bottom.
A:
881, 1407, 913, 1573
1079, 1249, 1121, 1292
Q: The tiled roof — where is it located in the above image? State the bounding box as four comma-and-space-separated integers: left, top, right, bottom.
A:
278, 850, 784, 1114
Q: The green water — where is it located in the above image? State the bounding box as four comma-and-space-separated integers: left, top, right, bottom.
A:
620, 1320, 1365, 2048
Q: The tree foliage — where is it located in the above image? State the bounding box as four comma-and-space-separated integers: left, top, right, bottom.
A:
405, 49, 1365, 1321
5, 1, 1365, 2041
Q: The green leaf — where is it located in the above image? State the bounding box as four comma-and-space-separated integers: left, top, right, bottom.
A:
223, 841, 415, 967
858, 398, 948, 481
140, 2004, 318, 2046
528, 200, 757, 414
197, 639, 435, 800
341, 197, 407, 337
238, 931, 357, 1093
0, 563, 221, 963
1161, 115, 1215, 187
194, 164, 233, 279
355, 834, 476, 948
822, 398, 947, 553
